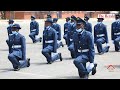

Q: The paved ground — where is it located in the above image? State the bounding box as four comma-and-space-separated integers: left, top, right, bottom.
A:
0, 19, 120, 79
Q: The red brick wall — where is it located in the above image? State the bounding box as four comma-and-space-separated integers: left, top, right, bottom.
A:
5, 11, 10, 19
14, 12, 24, 19
61, 11, 85, 18
5, 11, 110, 19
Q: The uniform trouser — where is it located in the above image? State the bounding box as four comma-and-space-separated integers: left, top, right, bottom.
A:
63, 34, 67, 44
114, 36, 120, 51
96, 38, 109, 53
73, 55, 89, 76
29, 32, 36, 42
42, 46, 60, 63
8, 53, 28, 69
57, 40, 63, 49
68, 43, 75, 58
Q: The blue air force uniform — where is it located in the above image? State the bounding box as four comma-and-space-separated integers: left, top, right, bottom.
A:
6, 19, 14, 46
84, 16, 92, 33
52, 18, 64, 48
67, 16, 77, 58
63, 17, 71, 45
73, 19, 97, 79
111, 14, 120, 51
94, 18, 110, 54
29, 16, 41, 43
42, 19, 62, 64
8, 24, 30, 71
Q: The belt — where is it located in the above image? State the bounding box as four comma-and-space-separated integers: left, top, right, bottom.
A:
114, 32, 120, 35
9, 34, 13, 36
78, 49, 89, 53
97, 34, 105, 37
31, 29, 36, 31
45, 40, 54, 43
70, 39, 73, 41
12, 45, 22, 48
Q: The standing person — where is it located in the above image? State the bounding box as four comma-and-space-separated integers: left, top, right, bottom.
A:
52, 18, 64, 48
63, 17, 71, 45
42, 18, 62, 64
29, 16, 42, 43
6, 19, 14, 46
84, 16, 92, 33
111, 14, 120, 51
94, 17, 110, 55
73, 18, 97, 79
8, 24, 30, 71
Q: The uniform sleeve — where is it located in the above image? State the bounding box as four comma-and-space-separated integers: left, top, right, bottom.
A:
111, 23, 114, 40
8, 35, 12, 53
36, 22, 39, 35
73, 32, 77, 58
66, 25, 71, 46
7, 27, 9, 36
104, 25, 108, 43
64, 23, 66, 34
94, 26, 96, 44
88, 33, 95, 63
42, 31, 45, 49
21, 36, 26, 60
89, 23, 92, 33
30, 22, 32, 33
58, 24, 61, 40
53, 30, 57, 53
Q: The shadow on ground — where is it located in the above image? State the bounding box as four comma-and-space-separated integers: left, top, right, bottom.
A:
0, 68, 13, 73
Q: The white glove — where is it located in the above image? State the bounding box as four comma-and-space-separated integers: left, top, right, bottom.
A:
106, 43, 109, 46
87, 63, 94, 72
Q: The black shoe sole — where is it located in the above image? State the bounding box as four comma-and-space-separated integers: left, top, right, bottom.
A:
14, 68, 20, 71
99, 52, 104, 55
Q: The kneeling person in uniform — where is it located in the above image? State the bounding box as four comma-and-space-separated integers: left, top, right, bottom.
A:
52, 18, 64, 48
63, 17, 71, 45
8, 24, 30, 71
111, 14, 120, 51
94, 18, 110, 55
29, 16, 42, 43
73, 18, 97, 79
42, 18, 62, 64
6, 19, 14, 46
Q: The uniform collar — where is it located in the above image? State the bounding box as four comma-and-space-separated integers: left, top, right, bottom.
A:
77, 29, 84, 35
81, 29, 85, 34
46, 26, 51, 30
115, 19, 120, 22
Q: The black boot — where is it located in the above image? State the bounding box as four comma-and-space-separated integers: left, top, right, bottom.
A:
106, 46, 110, 52
92, 63, 97, 75
27, 58, 30, 67
83, 74, 89, 79
59, 53, 63, 61
14, 66, 20, 71
99, 52, 104, 55
47, 61, 53, 64
39, 37, 42, 42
